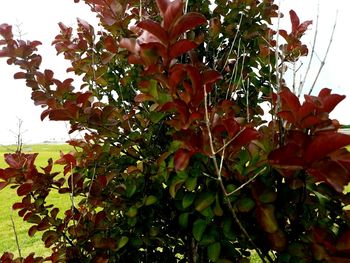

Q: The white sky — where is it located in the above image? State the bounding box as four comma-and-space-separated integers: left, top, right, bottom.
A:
0, 0, 349, 145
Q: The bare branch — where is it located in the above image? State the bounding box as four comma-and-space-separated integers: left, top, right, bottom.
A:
10, 211, 22, 260
308, 10, 338, 95
298, 1, 319, 97
226, 167, 267, 196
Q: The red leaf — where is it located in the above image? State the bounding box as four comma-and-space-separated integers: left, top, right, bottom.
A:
156, 0, 172, 17
278, 29, 289, 41
134, 93, 154, 102
203, 70, 222, 86
55, 152, 76, 175
53, 78, 74, 94
169, 12, 207, 41
17, 183, 33, 196
5, 152, 38, 169
119, 38, 139, 53
104, 35, 118, 53
42, 230, 59, 247
278, 111, 296, 123
137, 20, 168, 45
14, 72, 27, 79
40, 109, 50, 121
280, 88, 301, 114
0, 181, 8, 191
300, 115, 320, 129
318, 87, 331, 97
28, 225, 38, 237
289, 10, 300, 33
298, 20, 313, 35
234, 128, 260, 148
42, 158, 53, 174
76, 91, 92, 104
304, 88, 345, 113
186, 65, 201, 94
174, 149, 191, 171
269, 143, 305, 170
31, 91, 48, 106
162, 99, 189, 125
321, 94, 345, 113
336, 230, 350, 253
308, 160, 350, 193
140, 42, 167, 61
222, 118, 240, 137
169, 39, 197, 60
48, 109, 72, 121
163, 0, 183, 30
304, 132, 350, 163
298, 101, 316, 122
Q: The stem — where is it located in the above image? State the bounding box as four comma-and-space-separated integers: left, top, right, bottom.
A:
226, 167, 267, 197
10, 211, 22, 261
298, 1, 319, 97
308, 10, 337, 95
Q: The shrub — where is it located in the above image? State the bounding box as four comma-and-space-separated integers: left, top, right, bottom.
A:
1, 0, 350, 262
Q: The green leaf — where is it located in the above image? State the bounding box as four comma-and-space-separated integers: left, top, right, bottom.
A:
117, 236, 129, 250
126, 207, 138, 218
125, 183, 137, 198
223, 218, 235, 240
237, 197, 255, 213
194, 192, 216, 212
213, 194, 223, 216
200, 206, 215, 219
149, 111, 165, 123
182, 192, 195, 209
169, 140, 183, 153
208, 242, 221, 262
193, 219, 207, 241
169, 176, 187, 198
179, 212, 189, 228
256, 204, 279, 233
145, 195, 158, 206
185, 176, 197, 191
259, 190, 277, 203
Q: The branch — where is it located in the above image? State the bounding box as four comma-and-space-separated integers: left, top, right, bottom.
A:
308, 10, 338, 95
10, 211, 22, 260
298, 1, 319, 97
226, 167, 267, 196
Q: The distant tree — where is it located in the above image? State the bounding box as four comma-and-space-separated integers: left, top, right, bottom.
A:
1, 0, 350, 262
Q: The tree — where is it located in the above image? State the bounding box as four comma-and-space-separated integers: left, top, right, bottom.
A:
1, 0, 350, 262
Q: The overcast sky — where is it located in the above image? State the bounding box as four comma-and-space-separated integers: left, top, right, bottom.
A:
0, 0, 349, 145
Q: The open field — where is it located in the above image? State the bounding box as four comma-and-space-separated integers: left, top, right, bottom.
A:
0, 143, 73, 257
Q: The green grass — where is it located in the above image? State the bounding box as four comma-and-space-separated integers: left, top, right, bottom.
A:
0, 143, 73, 258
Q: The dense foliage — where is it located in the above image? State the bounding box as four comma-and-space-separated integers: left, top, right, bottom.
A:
1, 0, 350, 262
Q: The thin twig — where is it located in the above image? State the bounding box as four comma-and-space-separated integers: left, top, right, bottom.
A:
226, 167, 267, 196
214, 127, 246, 155
308, 10, 338, 95
245, 78, 250, 121
298, 0, 319, 97
226, 38, 242, 99
275, 0, 282, 95
10, 211, 22, 261
221, 13, 244, 73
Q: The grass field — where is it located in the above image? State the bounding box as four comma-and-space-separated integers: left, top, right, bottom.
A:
0, 143, 73, 257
